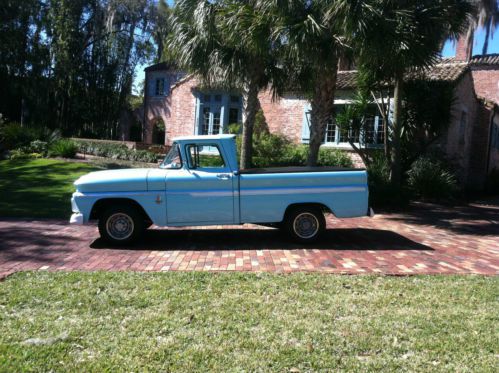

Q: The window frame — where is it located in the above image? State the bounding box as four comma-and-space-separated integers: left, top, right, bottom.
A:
160, 142, 183, 169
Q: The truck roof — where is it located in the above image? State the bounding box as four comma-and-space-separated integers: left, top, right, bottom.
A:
172, 134, 236, 142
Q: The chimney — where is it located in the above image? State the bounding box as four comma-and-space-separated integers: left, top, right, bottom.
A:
455, 32, 473, 61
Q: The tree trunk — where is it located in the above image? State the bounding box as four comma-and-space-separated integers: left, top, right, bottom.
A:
240, 79, 259, 169
390, 75, 403, 187
307, 67, 338, 166
482, 20, 491, 55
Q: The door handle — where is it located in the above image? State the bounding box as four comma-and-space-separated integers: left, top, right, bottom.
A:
216, 173, 231, 180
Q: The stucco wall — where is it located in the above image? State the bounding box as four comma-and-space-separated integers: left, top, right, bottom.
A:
443, 73, 478, 185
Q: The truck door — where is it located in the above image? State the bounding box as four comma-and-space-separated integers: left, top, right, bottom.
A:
166, 143, 235, 224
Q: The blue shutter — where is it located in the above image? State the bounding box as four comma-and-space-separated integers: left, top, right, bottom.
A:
301, 103, 311, 143
194, 94, 202, 135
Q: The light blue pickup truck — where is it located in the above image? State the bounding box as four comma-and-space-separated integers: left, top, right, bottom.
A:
71, 135, 371, 244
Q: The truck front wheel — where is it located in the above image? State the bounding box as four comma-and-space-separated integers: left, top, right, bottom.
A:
98, 205, 145, 245
285, 207, 325, 243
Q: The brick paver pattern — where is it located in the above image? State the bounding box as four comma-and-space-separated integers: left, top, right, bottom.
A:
0, 203, 498, 278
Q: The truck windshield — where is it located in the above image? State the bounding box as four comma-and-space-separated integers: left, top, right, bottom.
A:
160, 143, 182, 169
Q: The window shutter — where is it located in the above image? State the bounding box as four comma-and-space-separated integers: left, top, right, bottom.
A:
301, 103, 311, 144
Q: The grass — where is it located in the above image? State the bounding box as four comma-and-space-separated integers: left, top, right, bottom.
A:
0, 272, 497, 372
0, 159, 100, 219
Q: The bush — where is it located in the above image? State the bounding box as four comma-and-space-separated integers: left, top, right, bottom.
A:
407, 155, 458, 200
366, 153, 409, 208
29, 140, 49, 155
318, 148, 353, 168
8, 149, 43, 160
73, 139, 158, 163
252, 132, 296, 167
0, 122, 37, 150
49, 139, 78, 158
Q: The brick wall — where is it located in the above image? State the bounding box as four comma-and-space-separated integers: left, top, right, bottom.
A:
443, 73, 478, 185
471, 67, 499, 103
258, 90, 307, 143
166, 76, 198, 145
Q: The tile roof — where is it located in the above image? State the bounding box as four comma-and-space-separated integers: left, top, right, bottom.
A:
470, 54, 499, 65
337, 61, 471, 90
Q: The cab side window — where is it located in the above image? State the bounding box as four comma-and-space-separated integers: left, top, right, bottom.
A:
186, 144, 226, 169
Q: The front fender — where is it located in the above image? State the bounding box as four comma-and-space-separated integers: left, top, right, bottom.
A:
71, 191, 166, 226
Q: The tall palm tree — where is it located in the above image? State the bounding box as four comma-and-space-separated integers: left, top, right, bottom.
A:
271, 0, 346, 166
349, 0, 472, 186
168, 0, 284, 168
467, 0, 499, 54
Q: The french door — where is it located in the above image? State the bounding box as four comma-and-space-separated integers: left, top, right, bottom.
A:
201, 105, 222, 135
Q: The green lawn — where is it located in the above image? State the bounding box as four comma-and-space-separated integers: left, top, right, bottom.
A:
0, 272, 497, 372
0, 159, 100, 219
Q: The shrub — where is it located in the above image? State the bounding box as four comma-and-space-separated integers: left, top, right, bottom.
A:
367, 153, 409, 208
73, 139, 158, 163
29, 140, 49, 155
49, 139, 78, 158
317, 148, 353, 168
407, 155, 458, 200
0, 122, 38, 150
9, 149, 43, 160
252, 132, 295, 168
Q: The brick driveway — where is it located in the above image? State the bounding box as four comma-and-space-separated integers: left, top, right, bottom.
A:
0, 202, 498, 278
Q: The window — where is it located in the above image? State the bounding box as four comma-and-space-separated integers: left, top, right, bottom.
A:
310, 106, 384, 146
325, 119, 336, 143
186, 144, 225, 168
228, 108, 239, 124
198, 92, 242, 135
160, 143, 182, 169
155, 78, 166, 96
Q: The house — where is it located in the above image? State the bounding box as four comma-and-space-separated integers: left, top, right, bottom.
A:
142, 37, 499, 189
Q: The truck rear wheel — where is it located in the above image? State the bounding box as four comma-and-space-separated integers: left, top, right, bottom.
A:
98, 205, 144, 245
285, 207, 325, 243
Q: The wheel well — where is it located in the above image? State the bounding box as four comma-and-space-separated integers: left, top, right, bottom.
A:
283, 203, 332, 221
90, 198, 152, 222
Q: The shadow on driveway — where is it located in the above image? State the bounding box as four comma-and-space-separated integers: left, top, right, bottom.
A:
90, 228, 434, 252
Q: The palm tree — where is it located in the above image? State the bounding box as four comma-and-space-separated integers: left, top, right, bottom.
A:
349, 0, 472, 186
467, 0, 499, 55
168, 0, 284, 169
271, 0, 346, 166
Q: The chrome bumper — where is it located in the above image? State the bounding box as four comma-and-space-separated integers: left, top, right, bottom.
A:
70, 213, 84, 225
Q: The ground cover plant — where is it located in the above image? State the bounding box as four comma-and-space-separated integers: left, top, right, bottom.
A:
0, 272, 497, 372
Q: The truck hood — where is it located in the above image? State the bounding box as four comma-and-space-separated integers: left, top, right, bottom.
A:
74, 168, 150, 193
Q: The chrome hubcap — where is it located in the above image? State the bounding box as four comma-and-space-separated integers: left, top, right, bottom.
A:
106, 213, 134, 240
293, 212, 319, 239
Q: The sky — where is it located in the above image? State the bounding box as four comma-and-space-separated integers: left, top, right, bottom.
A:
134, 25, 499, 94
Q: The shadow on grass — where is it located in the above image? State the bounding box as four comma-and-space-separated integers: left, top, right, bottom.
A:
90, 228, 434, 252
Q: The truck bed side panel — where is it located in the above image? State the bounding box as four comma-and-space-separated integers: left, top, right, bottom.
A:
239, 171, 368, 222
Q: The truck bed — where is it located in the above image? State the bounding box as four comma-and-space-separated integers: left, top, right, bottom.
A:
239, 166, 364, 174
